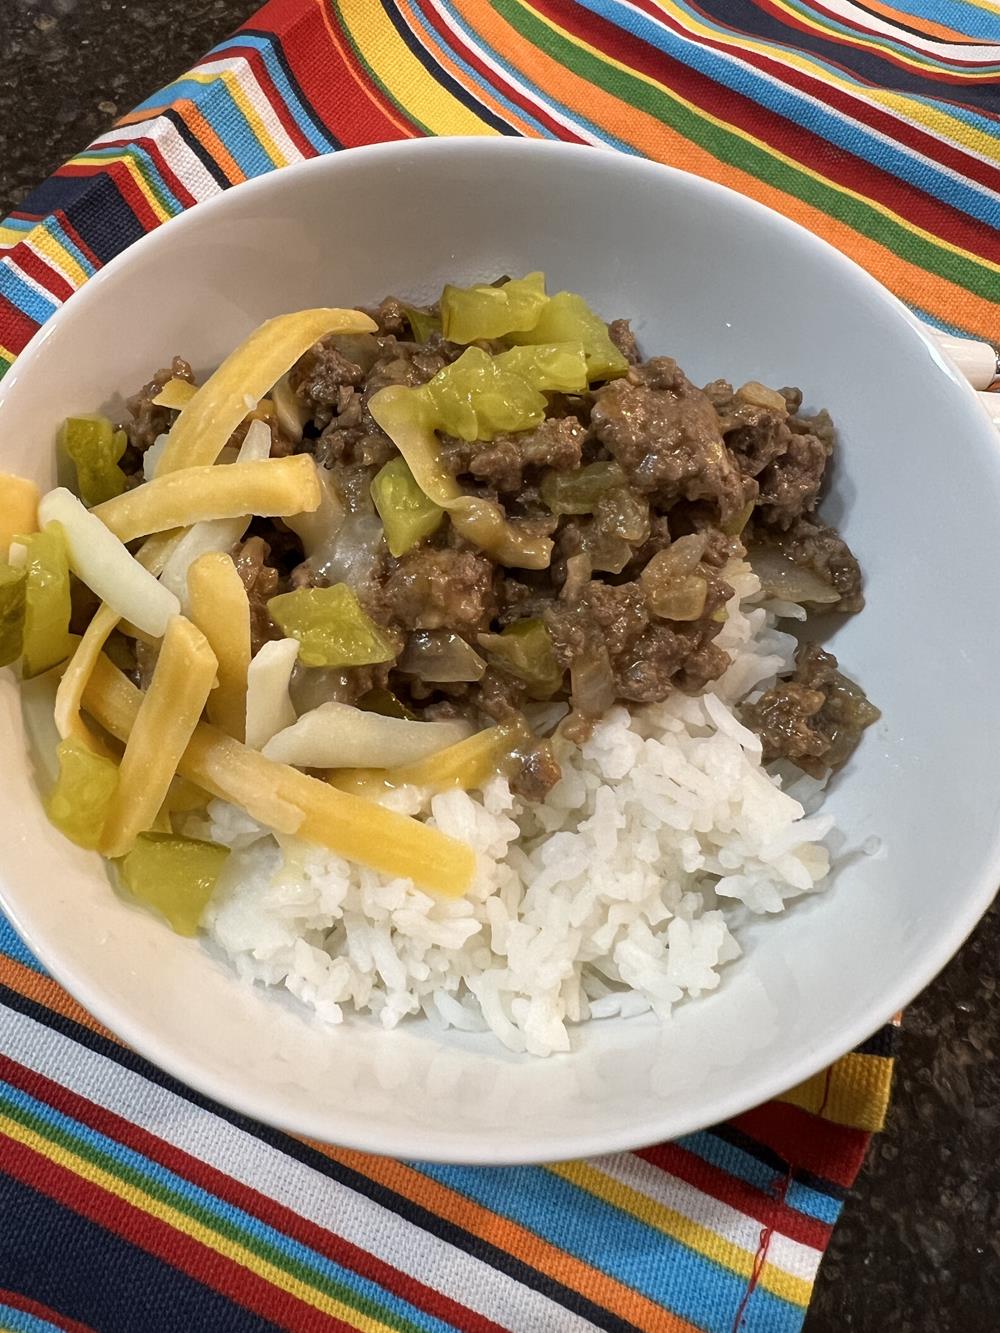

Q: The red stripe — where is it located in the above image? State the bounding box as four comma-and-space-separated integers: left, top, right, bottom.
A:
56, 160, 163, 234
52, 212, 103, 273
215, 40, 321, 160
0, 1057, 501, 1333
0, 295, 42, 356
0, 1134, 357, 1333
6, 245, 74, 303
0, 1288, 96, 1333
411, 0, 587, 142
730, 1103, 871, 1188
636, 1141, 832, 1250
538, 0, 1000, 264
249, 0, 415, 147
627, 0, 1000, 194
84, 136, 199, 210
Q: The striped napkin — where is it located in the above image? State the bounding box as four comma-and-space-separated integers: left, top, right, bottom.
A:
2, 0, 996, 1327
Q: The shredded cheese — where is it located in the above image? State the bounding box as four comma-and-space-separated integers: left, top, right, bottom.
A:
0, 473, 40, 556
187, 552, 251, 741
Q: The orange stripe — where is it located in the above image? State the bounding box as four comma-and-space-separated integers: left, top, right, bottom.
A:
174, 100, 246, 184
854, 0, 981, 43
313, 1147, 699, 1333
394, 0, 543, 137
450, 0, 1000, 333
0, 955, 121, 1042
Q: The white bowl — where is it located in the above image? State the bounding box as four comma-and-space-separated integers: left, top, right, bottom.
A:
2, 139, 999, 1163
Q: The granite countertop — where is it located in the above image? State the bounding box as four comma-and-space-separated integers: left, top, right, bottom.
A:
2, 2, 999, 1327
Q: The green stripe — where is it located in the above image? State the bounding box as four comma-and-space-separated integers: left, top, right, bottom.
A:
0, 1093, 426, 1333
330, 0, 436, 138
499, 0, 1000, 302
0, 354, 13, 381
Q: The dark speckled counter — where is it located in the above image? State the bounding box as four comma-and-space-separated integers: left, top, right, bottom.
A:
2, 2, 999, 1326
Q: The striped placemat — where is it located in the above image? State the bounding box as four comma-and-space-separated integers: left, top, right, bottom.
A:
2, 0, 995, 1327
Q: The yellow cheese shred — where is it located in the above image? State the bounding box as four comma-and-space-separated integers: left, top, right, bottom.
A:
187, 551, 251, 742
83, 655, 475, 896
155, 308, 376, 476
0, 473, 40, 556
99, 616, 218, 858
90, 455, 321, 543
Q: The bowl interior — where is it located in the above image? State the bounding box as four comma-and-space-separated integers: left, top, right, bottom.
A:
2, 140, 1000, 1162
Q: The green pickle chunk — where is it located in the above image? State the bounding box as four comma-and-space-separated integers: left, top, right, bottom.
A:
419, 346, 546, 442
268, 584, 397, 668
60, 415, 128, 507
494, 342, 588, 393
507, 291, 628, 382
403, 305, 442, 344
46, 737, 119, 850
0, 564, 27, 668
478, 619, 563, 699
441, 272, 547, 344
119, 832, 229, 936
371, 456, 444, 557
18, 524, 74, 678
540, 461, 627, 515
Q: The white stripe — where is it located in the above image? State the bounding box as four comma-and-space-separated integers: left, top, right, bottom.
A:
88, 114, 223, 202
588, 1152, 823, 1284
2, 255, 64, 309
614, 0, 1000, 207
819, 0, 1000, 60
189, 55, 308, 167
2, 1009, 595, 1333
421, 0, 609, 146
22, 239, 86, 295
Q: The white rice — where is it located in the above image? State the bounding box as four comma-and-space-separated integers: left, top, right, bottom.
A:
197, 562, 835, 1056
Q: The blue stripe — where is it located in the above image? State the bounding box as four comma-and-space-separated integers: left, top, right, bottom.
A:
0, 918, 45, 976
433, 0, 639, 154
0, 1305, 63, 1333
857, 0, 1000, 41
0, 217, 35, 235
586, 0, 1000, 226
132, 78, 275, 179
0, 1081, 457, 1333
42, 219, 97, 279
0, 264, 58, 325
208, 35, 335, 154
413, 1162, 804, 1333
679, 1132, 841, 1225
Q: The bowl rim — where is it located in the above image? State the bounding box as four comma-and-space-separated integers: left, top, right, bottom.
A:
3, 135, 999, 1162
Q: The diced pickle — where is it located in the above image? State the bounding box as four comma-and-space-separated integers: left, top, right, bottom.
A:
59, 416, 128, 507
357, 687, 417, 720
18, 525, 74, 677
0, 564, 27, 668
507, 291, 628, 382
540, 461, 626, 515
646, 573, 708, 622
119, 832, 229, 936
419, 347, 546, 442
477, 619, 563, 699
268, 584, 397, 668
403, 305, 442, 344
440, 272, 547, 344
45, 737, 119, 849
371, 456, 444, 557
494, 343, 588, 393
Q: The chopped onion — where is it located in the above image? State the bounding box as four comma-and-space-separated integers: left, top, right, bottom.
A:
262, 701, 472, 769
310, 511, 384, 591
398, 631, 486, 682
37, 488, 179, 637
736, 381, 787, 412
288, 664, 353, 715
142, 433, 170, 482
283, 460, 345, 559
245, 638, 299, 750
747, 545, 841, 605
569, 643, 615, 716
269, 374, 308, 443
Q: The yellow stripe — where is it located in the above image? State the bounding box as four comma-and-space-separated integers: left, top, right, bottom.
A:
70, 153, 172, 223
338, 0, 501, 136
0, 224, 31, 248
549, 1161, 813, 1307
782, 1054, 894, 1132
0, 1113, 401, 1333
648, 0, 1000, 165
0, 344, 16, 366
220, 69, 289, 168
25, 223, 90, 288
524, 0, 1000, 276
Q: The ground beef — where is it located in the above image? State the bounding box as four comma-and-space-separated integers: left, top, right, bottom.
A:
755, 429, 831, 528
742, 643, 879, 777
608, 318, 640, 365
751, 516, 864, 613
591, 358, 749, 522
381, 545, 497, 632
232, 536, 281, 655
464, 418, 587, 492
291, 343, 365, 407
121, 355, 194, 455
